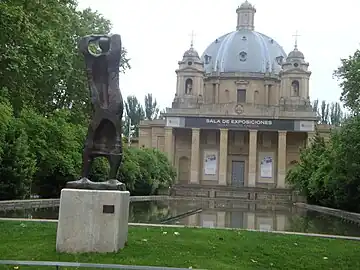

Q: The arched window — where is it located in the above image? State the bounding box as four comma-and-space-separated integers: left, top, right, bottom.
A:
291, 80, 300, 96
185, 78, 193, 94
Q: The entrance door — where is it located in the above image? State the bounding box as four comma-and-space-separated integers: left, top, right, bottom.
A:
230, 211, 244, 229
231, 161, 245, 187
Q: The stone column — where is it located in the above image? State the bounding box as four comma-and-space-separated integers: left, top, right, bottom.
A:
246, 212, 255, 230
219, 129, 228, 185
276, 215, 286, 231
277, 131, 287, 188
188, 214, 198, 227
190, 128, 200, 184
216, 212, 226, 228
307, 131, 315, 147
164, 127, 174, 165
248, 130, 257, 187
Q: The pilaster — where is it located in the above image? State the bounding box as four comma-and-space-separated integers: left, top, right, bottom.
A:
248, 130, 257, 187
190, 128, 200, 184
164, 127, 174, 165
219, 129, 228, 185
307, 131, 316, 147
264, 84, 269, 105
277, 131, 287, 188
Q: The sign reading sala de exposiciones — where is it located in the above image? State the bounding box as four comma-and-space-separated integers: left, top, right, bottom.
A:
184, 117, 295, 130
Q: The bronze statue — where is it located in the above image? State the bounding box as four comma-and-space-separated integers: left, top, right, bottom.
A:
66, 34, 126, 191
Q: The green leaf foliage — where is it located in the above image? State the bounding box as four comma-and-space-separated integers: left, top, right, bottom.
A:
287, 115, 360, 212
0, 104, 176, 199
124, 95, 145, 138
334, 49, 360, 114
144, 93, 159, 120
18, 109, 85, 198
0, 0, 130, 122
288, 46, 360, 212
119, 147, 176, 196
0, 102, 36, 200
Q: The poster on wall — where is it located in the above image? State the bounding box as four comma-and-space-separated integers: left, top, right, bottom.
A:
260, 156, 273, 178
204, 151, 217, 175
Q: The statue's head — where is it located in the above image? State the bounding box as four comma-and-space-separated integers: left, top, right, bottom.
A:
78, 34, 121, 58
87, 36, 110, 56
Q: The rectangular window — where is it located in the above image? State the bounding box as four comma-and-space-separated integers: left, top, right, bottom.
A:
237, 89, 246, 103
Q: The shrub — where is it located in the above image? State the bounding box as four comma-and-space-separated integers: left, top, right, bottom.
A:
119, 147, 176, 196
287, 116, 360, 212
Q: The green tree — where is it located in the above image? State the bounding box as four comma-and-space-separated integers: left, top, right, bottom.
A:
119, 147, 176, 196
312, 99, 319, 115
329, 102, 343, 126
0, 104, 36, 200
287, 115, 360, 212
158, 109, 166, 119
0, 0, 130, 122
312, 99, 344, 126
0, 0, 178, 200
19, 109, 85, 198
0, 101, 13, 160
286, 131, 328, 203
320, 100, 329, 124
88, 158, 109, 182
144, 93, 159, 120
0, 0, 78, 115
334, 49, 360, 114
124, 95, 145, 137
324, 116, 360, 211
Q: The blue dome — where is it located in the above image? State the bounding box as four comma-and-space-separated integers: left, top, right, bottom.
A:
201, 29, 287, 74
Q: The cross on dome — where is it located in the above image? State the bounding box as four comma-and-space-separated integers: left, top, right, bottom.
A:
292, 30, 301, 49
189, 31, 196, 48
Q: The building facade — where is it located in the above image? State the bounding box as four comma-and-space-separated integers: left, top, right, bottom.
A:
139, 1, 319, 191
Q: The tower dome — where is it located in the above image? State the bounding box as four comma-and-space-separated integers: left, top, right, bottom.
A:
239, 0, 254, 10
201, 1, 287, 75
183, 46, 200, 59
287, 47, 305, 60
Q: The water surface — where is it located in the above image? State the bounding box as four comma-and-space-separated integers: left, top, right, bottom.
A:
1, 199, 359, 237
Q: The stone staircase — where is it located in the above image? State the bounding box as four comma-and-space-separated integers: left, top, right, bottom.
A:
171, 184, 305, 203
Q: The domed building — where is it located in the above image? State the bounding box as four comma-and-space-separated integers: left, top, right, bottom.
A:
139, 1, 317, 199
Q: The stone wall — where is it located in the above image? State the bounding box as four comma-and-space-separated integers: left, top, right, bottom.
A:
0, 196, 171, 211
296, 203, 360, 224
171, 184, 305, 204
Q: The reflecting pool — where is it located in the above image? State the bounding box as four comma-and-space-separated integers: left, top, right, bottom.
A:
1, 199, 360, 237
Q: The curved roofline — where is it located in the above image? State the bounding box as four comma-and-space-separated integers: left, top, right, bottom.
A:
201, 29, 287, 75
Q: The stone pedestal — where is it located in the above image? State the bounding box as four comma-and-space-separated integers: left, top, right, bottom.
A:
56, 188, 130, 253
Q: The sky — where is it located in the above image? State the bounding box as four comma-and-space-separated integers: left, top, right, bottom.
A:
77, 0, 360, 111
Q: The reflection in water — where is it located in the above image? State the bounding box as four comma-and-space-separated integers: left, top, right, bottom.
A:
1, 199, 360, 237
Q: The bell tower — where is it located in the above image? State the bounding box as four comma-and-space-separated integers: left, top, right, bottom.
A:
280, 33, 311, 101
172, 36, 204, 108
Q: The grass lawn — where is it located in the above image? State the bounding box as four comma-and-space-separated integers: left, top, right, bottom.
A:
0, 221, 359, 270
